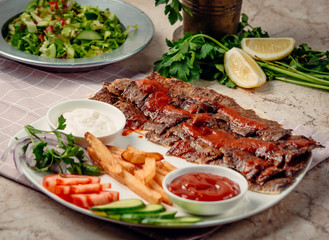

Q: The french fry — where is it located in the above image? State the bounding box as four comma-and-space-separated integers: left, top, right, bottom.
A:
106, 145, 125, 155
87, 147, 100, 163
162, 161, 177, 172
112, 169, 162, 204
86, 135, 172, 205
154, 171, 165, 186
115, 157, 136, 172
133, 168, 145, 183
146, 152, 164, 161
87, 147, 114, 176
125, 145, 164, 162
148, 179, 172, 205
155, 165, 169, 176
122, 170, 162, 204
89, 147, 162, 204
126, 145, 145, 152
143, 157, 156, 185
121, 150, 146, 164
85, 132, 122, 175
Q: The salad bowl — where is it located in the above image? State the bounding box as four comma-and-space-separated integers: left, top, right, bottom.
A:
0, 0, 154, 72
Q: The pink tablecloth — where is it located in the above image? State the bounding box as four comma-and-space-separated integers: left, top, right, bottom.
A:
0, 56, 328, 240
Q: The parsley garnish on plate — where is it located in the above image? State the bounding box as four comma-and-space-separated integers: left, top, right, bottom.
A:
23, 115, 103, 176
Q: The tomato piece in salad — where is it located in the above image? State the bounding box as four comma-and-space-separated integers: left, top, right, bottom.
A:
49, 1, 59, 11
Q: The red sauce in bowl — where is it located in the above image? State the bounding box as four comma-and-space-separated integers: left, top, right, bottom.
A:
167, 172, 241, 201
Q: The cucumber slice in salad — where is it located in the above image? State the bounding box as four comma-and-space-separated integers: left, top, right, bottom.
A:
76, 30, 102, 40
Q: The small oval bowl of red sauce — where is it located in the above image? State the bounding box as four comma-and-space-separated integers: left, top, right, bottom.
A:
163, 165, 248, 216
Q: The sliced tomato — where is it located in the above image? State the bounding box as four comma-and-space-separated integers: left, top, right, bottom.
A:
62, 1, 68, 9
100, 183, 112, 190
20, 23, 25, 31
45, 25, 54, 34
58, 18, 67, 26
42, 174, 101, 192
43, 174, 117, 209
49, 1, 59, 11
43, 174, 63, 192
54, 185, 71, 195
39, 33, 44, 42
55, 175, 100, 185
70, 194, 88, 208
106, 190, 120, 202
70, 191, 120, 209
54, 183, 111, 195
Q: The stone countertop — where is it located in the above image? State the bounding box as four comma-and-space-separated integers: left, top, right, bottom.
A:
1, 0, 328, 239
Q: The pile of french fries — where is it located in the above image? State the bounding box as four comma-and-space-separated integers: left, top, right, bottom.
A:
85, 132, 176, 205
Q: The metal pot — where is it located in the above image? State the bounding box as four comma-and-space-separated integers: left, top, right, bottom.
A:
182, 0, 243, 39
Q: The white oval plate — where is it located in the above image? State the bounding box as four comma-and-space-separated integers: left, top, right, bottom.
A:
13, 117, 311, 229
0, 0, 154, 72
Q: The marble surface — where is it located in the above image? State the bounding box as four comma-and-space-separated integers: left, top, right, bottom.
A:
1, 0, 329, 240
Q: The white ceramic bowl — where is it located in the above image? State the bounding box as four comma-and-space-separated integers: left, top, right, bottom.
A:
47, 99, 126, 146
163, 165, 248, 216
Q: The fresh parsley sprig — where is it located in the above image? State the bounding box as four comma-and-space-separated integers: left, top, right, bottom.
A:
155, 0, 191, 25
154, 32, 235, 87
24, 115, 103, 176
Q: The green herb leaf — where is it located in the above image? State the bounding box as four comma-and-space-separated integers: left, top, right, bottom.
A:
155, 0, 191, 25
23, 116, 103, 176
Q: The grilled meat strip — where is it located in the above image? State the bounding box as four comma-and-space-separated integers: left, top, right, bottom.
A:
146, 72, 292, 141
90, 73, 322, 194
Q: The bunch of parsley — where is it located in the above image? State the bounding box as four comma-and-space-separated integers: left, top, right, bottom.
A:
154, 13, 329, 90
24, 115, 103, 176
154, 14, 268, 88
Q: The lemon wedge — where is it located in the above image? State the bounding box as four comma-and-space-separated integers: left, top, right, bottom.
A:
224, 47, 266, 88
241, 37, 296, 61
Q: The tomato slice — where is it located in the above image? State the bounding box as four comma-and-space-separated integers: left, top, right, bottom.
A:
58, 18, 67, 26
57, 176, 100, 185
49, 1, 59, 11
42, 174, 101, 192
45, 25, 54, 34
70, 191, 120, 209
43, 174, 117, 209
54, 183, 112, 195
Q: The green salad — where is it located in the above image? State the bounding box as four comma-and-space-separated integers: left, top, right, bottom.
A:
5, 0, 137, 59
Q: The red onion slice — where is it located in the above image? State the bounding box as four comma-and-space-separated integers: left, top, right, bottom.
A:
4, 133, 93, 174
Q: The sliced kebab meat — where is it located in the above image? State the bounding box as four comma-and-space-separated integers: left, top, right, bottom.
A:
90, 72, 322, 194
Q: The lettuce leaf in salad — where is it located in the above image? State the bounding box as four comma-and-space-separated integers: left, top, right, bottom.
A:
5, 0, 137, 59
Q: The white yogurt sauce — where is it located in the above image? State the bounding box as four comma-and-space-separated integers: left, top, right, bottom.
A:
63, 108, 116, 136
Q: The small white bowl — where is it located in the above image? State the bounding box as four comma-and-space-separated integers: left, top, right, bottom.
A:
163, 165, 248, 216
47, 99, 126, 146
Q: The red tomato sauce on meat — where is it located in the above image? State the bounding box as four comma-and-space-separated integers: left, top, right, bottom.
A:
167, 172, 240, 201
122, 129, 133, 136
